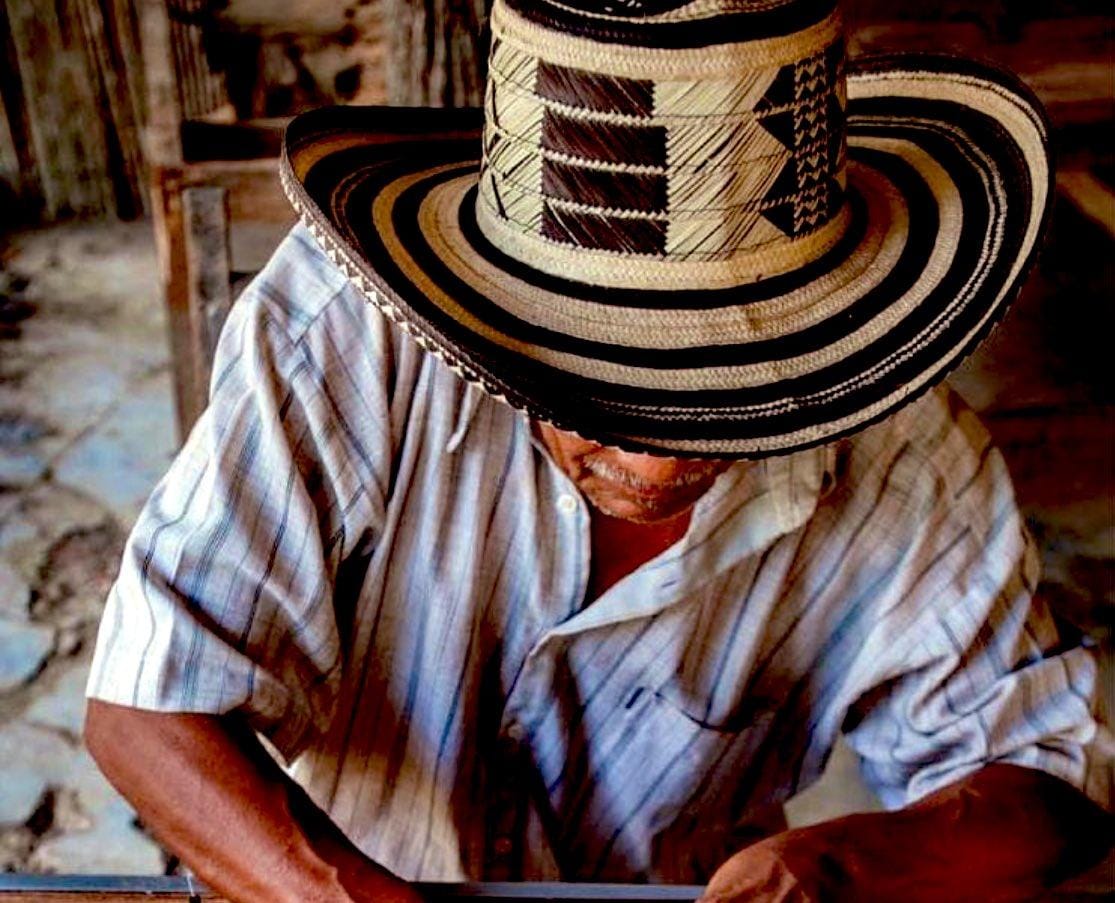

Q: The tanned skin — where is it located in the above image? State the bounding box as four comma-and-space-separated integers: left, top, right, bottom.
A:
85, 702, 420, 903
85, 429, 1113, 902
84, 703, 1112, 902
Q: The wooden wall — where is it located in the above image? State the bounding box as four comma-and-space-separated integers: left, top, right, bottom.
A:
0, 0, 148, 223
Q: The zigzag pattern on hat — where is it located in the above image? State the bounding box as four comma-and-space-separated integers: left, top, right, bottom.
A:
756, 39, 845, 237
478, 27, 847, 263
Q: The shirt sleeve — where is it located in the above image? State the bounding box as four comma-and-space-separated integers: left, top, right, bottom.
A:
840, 415, 1108, 811
85, 228, 395, 761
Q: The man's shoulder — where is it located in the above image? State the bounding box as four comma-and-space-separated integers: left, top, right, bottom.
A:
844, 385, 1012, 526
221, 223, 431, 387
215, 223, 486, 446
237, 223, 368, 346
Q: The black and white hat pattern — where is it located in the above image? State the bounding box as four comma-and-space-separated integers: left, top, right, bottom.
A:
281, 0, 1052, 458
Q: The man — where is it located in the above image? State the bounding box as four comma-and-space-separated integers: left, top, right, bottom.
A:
85, 0, 1110, 900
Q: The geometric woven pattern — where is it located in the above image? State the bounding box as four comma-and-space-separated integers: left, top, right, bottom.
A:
477, 0, 848, 288
535, 60, 669, 254
483, 39, 673, 257
756, 40, 846, 237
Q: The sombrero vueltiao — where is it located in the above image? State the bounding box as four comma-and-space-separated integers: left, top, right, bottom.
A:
280, 0, 1051, 458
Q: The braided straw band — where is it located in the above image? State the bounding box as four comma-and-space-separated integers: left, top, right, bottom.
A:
476, 0, 849, 290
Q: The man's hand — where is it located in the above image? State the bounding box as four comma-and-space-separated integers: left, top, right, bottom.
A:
699, 833, 824, 903
699, 764, 1113, 903
85, 700, 422, 903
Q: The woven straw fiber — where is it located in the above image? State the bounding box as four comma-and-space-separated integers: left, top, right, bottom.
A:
479, 0, 848, 290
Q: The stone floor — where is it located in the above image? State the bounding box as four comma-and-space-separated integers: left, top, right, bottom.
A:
0, 166, 1111, 875
0, 222, 176, 872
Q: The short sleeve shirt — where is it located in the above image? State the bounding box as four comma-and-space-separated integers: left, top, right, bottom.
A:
87, 225, 1108, 882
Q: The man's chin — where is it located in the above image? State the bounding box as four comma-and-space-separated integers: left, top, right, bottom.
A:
583, 488, 694, 524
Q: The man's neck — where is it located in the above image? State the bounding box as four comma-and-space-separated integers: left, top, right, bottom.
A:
586, 505, 693, 603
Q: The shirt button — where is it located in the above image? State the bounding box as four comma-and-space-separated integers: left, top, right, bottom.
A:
493, 836, 513, 856
557, 494, 578, 514
506, 721, 525, 742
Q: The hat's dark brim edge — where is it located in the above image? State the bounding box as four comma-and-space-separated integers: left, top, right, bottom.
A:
280, 52, 1053, 460
500, 0, 838, 48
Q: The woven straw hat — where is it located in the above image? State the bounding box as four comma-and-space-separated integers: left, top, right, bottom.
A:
281, 0, 1052, 458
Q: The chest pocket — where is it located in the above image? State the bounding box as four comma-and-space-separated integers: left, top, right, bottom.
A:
554, 687, 777, 881
654, 676, 779, 734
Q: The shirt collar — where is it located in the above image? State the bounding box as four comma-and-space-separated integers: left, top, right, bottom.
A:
529, 441, 842, 642
688, 440, 840, 541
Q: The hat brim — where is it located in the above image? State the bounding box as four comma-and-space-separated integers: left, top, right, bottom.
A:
281, 53, 1052, 459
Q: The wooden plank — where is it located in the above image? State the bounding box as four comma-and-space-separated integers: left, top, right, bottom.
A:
4, 0, 115, 216
0, 76, 19, 203
180, 119, 287, 163
183, 159, 296, 225
0, 0, 33, 212
168, 0, 231, 120
105, 0, 149, 169
74, 0, 147, 217
384, 0, 489, 106
184, 186, 234, 391
157, 165, 293, 439
138, 0, 184, 169
0, 0, 151, 219
150, 171, 206, 439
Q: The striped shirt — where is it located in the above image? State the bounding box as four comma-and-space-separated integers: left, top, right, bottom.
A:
88, 224, 1104, 883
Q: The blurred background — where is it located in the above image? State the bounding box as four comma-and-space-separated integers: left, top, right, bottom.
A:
0, 0, 1111, 884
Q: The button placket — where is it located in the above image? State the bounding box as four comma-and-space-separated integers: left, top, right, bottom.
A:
486, 720, 531, 879
488, 636, 557, 879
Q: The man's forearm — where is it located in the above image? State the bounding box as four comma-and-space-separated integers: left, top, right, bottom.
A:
813, 764, 1112, 901
703, 764, 1113, 903
84, 700, 417, 903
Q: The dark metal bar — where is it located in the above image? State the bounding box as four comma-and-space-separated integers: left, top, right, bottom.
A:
0, 875, 193, 893
0, 876, 703, 900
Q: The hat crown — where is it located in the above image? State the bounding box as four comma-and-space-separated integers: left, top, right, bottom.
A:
477, 0, 850, 290
533, 0, 703, 17
503, 0, 833, 35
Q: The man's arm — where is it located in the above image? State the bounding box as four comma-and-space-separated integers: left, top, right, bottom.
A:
84, 699, 422, 903
701, 764, 1113, 903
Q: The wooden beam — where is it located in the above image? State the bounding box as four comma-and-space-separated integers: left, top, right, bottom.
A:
0, 75, 19, 203
4, 0, 116, 216
167, 0, 232, 120
74, 0, 147, 217
137, 0, 184, 169
0, 0, 36, 212
384, 0, 490, 107
182, 158, 295, 225
184, 185, 233, 396
149, 170, 202, 440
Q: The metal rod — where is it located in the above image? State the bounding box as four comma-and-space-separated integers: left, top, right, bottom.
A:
0, 876, 702, 900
